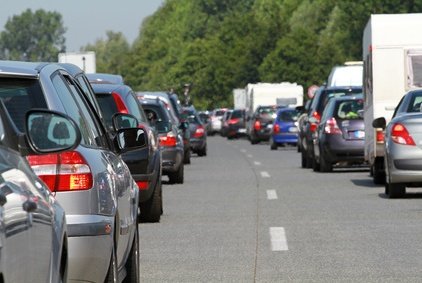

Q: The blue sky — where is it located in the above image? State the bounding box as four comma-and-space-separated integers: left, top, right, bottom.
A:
0, 0, 164, 51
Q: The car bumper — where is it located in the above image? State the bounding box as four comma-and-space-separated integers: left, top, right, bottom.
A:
66, 214, 113, 283
190, 138, 206, 151
161, 146, 183, 173
322, 135, 365, 163
273, 133, 298, 144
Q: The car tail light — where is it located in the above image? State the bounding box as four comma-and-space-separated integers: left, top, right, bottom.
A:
376, 128, 384, 143
27, 151, 93, 192
159, 132, 177, 147
228, 118, 239, 125
136, 181, 149, 190
112, 91, 128, 114
324, 118, 342, 134
254, 120, 261, 131
273, 124, 280, 134
391, 123, 415, 146
193, 125, 205, 138
310, 111, 321, 133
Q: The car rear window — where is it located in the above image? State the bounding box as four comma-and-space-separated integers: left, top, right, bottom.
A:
335, 99, 363, 120
231, 110, 244, 119
278, 110, 299, 122
318, 88, 362, 113
142, 103, 172, 133
0, 78, 47, 132
215, 110, 226, 116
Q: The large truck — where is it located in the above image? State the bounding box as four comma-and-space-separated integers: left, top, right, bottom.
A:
58, 51, 96, 73
233, 88, 247, 109
363, 13, 422, 184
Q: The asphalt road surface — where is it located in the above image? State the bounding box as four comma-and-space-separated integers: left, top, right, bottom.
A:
139, 136, 422, 282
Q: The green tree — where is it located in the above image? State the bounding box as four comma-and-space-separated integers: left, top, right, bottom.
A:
82, 31, 130, 75
0, 9, 66, 61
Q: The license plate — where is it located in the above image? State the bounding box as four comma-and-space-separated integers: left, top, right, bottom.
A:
353, 130, 365, 138
238, 128, 246, 133
289, 127, 298, 133
267, 124, 273, 129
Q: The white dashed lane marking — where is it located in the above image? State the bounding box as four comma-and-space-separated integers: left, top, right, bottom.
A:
260, 171, 270, 178
254, 161, 261, 166
266, 190, 278, 200
270, 227, 288, 251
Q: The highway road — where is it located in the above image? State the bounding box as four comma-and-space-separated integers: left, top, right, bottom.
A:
139, 136, 422, 282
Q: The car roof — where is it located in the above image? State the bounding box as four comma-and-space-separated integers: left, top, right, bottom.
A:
0, 60, 52, 78
86, 73, 124, 85
90, 82, 130, 94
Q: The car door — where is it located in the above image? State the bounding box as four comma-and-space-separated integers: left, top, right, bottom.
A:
0, 147, 52, 283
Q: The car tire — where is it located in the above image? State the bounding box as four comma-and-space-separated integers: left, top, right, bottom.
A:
270, 138, 278, 150
183, 149, 191, 164
319, 150, 332, 172
104, 240, 118, 283
373, 159, 385, 185
123, 225, 140, 283
168, 164, 184, 184
301, 149, 307, 168
140, 178, 162, 223
198, 145, 207, 156
385, 182, 405, 198
250, 135, 259, 145
312, 156, 320, 172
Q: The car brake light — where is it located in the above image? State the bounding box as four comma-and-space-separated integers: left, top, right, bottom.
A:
254, 120, 261, 131
27, 151, 93, 192
273, 124, 280, 134
193, 126, 205, 138
376, 128, 384, 143
136, 181, 149, 190
159, 133, 177, 147
391, 123, 415, 145
112, 91, 128, 114
310, 111, 321, 133
324, 118, 342, 134
228, 118, 239, 125
312, 111, 321, 123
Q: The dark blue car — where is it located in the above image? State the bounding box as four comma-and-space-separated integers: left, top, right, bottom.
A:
270, 108, 300, 150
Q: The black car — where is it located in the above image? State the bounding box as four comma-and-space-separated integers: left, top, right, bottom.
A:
226, 109, 246, 139
247, 105, 279, 144
182, 107, 207, 156
139, 97, 185, 184
301, 86, 363, 168
90, 81, 163, 223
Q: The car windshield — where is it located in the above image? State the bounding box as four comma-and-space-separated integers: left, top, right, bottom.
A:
231, 110, 244, 119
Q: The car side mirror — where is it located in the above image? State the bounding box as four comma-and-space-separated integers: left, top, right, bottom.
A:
372, 117, 386, 129
26, 110, 81, 154
115, 128, 147, 153
112, 113, 138, 131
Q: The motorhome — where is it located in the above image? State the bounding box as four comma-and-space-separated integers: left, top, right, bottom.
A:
363, 13, 422, 184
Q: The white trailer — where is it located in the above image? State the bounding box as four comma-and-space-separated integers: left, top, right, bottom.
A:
58, 51, 96, 73
245, 82, 303, 117
363, 13, 422, 184
233, 88, 246, 109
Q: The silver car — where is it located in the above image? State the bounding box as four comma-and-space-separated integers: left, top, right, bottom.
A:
0, 60, 141, 282
374, 89, 422, 198
0, 109, 79, 282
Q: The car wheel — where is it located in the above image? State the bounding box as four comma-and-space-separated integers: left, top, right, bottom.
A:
168, 164, 184, 184
385, 182, 405, 198
140, 177, 162, 223
123, 225, 140, 283
183, 149, 191, 164
250, 133, 259, 144
270, 138, 278, 150
104, 240, 118, 283
373, 159, 385, 185
301, 149, 307, 168
198, 145, 207, 156
312, 154, 320, 172
319, 150, 332, 172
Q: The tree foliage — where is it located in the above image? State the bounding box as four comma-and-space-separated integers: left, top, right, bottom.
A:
0, 9, 66, 61
100, 0, 422, 109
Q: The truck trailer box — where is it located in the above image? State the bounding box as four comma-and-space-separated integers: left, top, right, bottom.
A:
233, 88, 246, 109
58, 51, 96, 73
363, 13, 422, 183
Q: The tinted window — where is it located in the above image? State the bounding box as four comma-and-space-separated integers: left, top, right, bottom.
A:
231, 110, 244, 119
125, 92, 148, 123
335, 99, 363, 120
52, 74, 95, 146
142, 104, 172, 133
96, 94, 119, 130
278, 110, 299, 122
0, 78, 47, 132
